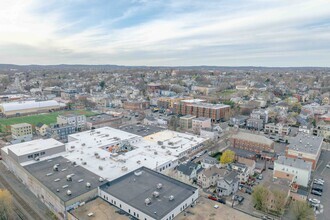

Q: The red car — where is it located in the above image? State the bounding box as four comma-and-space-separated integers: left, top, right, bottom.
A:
208, 195, 218, 201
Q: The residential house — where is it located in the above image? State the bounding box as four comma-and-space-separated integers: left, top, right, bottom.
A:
229, 115, 249, 127
217, 171, 239, 196
237, 157, 256, 176
229, 163, 250, 183
201, 156, 219, 169
46, 124, 76, 141
197, 166, 227, 189
176, 161, 202, 184
35, 123, 49, 136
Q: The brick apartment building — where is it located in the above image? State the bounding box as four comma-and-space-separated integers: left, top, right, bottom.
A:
230, 131, 274, 153
174, 99, 230, 122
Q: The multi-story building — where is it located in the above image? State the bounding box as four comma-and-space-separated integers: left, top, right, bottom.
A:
57, 114, 86, 130
230, 131, 274, 153
11, 123, 33, 140
174, 99, 230, 122
86, 114, 122, 129
265, 123, 291, 136
229, 115, 249, 127
197, 166, 227, 189
192, 117, 211, 134
123, 100, 150, 111
217, 171, 239, 196
229, 163, 250, 183
274, 156, 312, 187
157, 97, 186, 109
285, 133, 323, 170
179, 115, 196, 130
246, 118, 264, 131
313, 122, 330, 142
46, 124, 76, 141
61, 89, 77, 100
35, 123, 49, 136
250, 109, 268, 124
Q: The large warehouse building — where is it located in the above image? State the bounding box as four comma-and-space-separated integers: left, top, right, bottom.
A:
99, 167, 199, 220
0, 100, 63, 116
1, 139, 104, 220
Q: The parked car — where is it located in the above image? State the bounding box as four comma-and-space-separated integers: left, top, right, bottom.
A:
208, 195, 218, 201
308, 198, 320, 204
312, 184, 323, 192
214, 205, 219, 209
258, 174, 263, 180
234, 195, 245, 203
218, 198, 226, 204
311, 190, 322, 196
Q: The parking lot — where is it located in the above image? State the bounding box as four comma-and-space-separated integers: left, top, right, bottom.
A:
310, 150, 330, 220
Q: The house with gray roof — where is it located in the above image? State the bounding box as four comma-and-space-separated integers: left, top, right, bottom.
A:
176, 161, 202, 184
217, 171, 239, 196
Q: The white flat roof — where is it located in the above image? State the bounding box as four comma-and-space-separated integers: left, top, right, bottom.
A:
0, 100, 60, 112
144, 130, 207, 157
63, 136, 178, 181
67, 127, 141, 148
6, 139, 64, 156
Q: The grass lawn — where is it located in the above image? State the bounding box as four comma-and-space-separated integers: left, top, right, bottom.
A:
0, 110, 97, 132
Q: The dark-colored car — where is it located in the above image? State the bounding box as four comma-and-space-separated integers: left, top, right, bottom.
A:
311, 190, 322, 196
312, 184, 323, 192
218, 198, 226, 204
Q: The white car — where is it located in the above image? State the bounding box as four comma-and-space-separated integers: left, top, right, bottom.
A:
309, 198, 320, 204
214, 205, 219, 209
315, 178, 325, 183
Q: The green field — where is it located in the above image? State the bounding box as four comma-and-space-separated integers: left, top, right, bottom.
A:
0, 110, 97, 132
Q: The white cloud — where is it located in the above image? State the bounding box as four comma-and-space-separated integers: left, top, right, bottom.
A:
0, 0, 329, 66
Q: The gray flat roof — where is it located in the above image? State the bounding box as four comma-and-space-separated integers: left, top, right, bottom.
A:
87, 114, 120, 123
288, 133, 323, 155
100, 167, 198, 220
24, 156, 104, 202
276, 156, 312, 170
119, 124, 165, 137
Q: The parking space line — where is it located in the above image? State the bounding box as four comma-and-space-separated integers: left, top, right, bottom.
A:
316, 160, 323, 171
321, 165, 328, 175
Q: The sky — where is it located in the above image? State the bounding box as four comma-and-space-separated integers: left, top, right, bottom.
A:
0, 0, 330, 66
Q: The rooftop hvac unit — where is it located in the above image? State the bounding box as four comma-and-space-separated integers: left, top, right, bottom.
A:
153, 191, 160, 198
99, 177, 104, 182
53, 165, 59, 171
82, 143, 86, 146
87, 212, 94, 217
66, 175, 72, 181
94, 152, 99, 156
67, 190, 72, 196
72, 161, 76, 166
86, 182, 91, 188
56, 189, 60, 192
145, 198, 151, 205
157, 183, 163, 189
78, 179, 84, 183
82, 161, 87, 165
169, 195, 174, 201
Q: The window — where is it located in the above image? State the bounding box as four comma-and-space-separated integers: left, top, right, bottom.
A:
128, 209, 130, 213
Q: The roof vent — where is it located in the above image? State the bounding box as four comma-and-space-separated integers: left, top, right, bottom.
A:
153, 191, 160, 197
134, 170, 142, 176
157, 183, 163, 189
99, 166, 103, 170
67, 190, 72, 196
86, 182, 91, 188
145, 198, 151, 205
99, 177, 104, 182
72, 161, 76, 166
169, 195, 174, 201
56, 189, 60, 192
82, 161, 87, 165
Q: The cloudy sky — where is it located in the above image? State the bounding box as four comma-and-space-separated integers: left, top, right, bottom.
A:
0, 0, 330, 66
